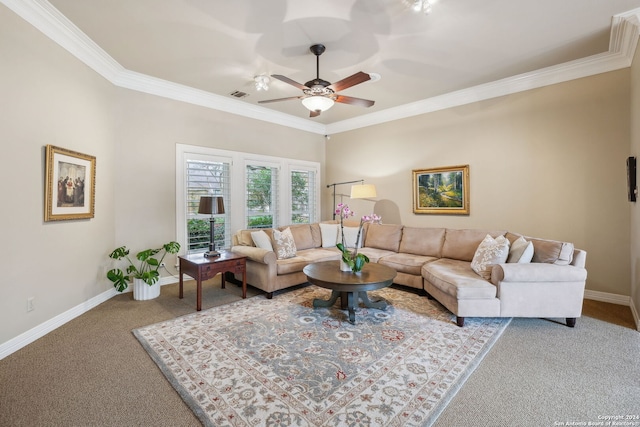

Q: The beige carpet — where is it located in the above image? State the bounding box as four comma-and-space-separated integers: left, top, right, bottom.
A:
0, 279, 638, 427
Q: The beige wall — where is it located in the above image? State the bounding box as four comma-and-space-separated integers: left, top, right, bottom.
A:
0, 5, 325, 346
0, 8, 117, 344
2, 2, 637, 348
111, 89, 324, 268
631, 42, 640, 326
326, 71, 631, 297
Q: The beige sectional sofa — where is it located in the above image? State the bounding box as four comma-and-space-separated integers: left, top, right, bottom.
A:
230, 222, 587, 327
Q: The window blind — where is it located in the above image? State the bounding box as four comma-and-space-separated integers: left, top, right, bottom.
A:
246, 164, 279, 229
291, 169, 316, 224
186, 160, 230, 253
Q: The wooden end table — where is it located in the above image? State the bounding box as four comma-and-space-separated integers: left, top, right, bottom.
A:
178, 251, 247, 311
303, 261, 397, 324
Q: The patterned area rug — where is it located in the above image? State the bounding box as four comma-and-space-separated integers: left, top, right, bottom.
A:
133, 285, 510, 427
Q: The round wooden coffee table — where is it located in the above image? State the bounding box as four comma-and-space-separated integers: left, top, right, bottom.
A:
303, 261, 397, 324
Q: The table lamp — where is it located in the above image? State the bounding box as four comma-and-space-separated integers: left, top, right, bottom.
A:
198, 196, 225, 257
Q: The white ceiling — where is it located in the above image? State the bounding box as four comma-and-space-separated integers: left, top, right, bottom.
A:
8, 0, 640, 132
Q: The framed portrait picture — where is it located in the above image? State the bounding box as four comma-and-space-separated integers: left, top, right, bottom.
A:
412, 165, 469, 215
44, 145, 96, 221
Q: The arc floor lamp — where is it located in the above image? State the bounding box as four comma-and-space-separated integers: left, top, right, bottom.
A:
327, 180, 377, 219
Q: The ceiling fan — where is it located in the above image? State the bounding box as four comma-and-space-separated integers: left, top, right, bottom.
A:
258, 44, 375, 118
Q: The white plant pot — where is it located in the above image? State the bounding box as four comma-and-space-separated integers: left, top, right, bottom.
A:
340, 259, 352, 272
133, 278, 161, 301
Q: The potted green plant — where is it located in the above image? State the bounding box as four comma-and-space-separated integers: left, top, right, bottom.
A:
107, 241, 180, 300
335, 203, 381, 272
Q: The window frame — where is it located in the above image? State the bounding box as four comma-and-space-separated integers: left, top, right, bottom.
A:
176, 144, 320, 254
288, 164, 318, 225
244, 159, 281, 230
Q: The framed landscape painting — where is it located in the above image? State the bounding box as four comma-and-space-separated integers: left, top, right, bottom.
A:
412, 165, 469, 215
44, 145, 96, 221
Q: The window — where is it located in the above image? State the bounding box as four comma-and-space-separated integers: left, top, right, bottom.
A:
246, 163, 279, 229
177, 144, 320, 254
290, 168, 316, 224
186, 160, 230, 253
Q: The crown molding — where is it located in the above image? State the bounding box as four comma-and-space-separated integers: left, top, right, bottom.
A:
1, 0, 124, 81
610, 8, 640, 54
1, 0, 326, 135
327, 9, 640, 135
114, 70, 327, 134
3, 0, 640, 136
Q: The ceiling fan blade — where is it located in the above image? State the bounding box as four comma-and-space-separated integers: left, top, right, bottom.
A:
334, 95, 375, 108
271, 74, 309, 90
258, 96, 303, 104
327, 71, 371, 92
309, 109, 321, 118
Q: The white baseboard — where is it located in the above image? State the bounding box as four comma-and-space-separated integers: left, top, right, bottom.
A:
583, 289, 631, 305
2, 279, 635, 359
0, 287, 117, 360
0, 276, 179, 360
584, 289, 640, 331
630, 299, 640, 332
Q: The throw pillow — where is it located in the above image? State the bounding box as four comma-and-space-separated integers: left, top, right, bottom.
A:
251, 230, 273, 251
272, 227, 297, 259
339, 226, 362, 249
471, 234, 510, 280
319, 223, 339, 248
507, 236, 534, 263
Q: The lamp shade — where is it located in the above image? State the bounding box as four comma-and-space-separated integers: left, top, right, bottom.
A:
301, 96, 334, 112
198, 196, 225, 215
350, 184, 377, 199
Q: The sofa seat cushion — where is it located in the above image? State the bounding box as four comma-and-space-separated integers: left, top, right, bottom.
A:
276, 256, 309, 275
378, 253, 438, 276
275, 249, 340, 275
422, 258, 497, 299
297, 248, 341, 263
356, 247, 397, 263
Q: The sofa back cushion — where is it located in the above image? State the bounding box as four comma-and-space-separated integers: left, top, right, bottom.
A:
237, 229, 254, 246
364, 224, 403, 252
506, 232, 574, 265
236, 228, 274, 246
282, 224, 319, 250
442, 229, 507, 261
399, 227, 445, 257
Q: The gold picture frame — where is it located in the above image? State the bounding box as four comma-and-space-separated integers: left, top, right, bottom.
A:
44, 145, 96, 221
412, 165, 469, 215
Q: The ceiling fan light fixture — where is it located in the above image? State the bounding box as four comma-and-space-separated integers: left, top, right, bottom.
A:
302, 96, 334, 112
409, 0, 435, 14
254, 75, 270, 91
